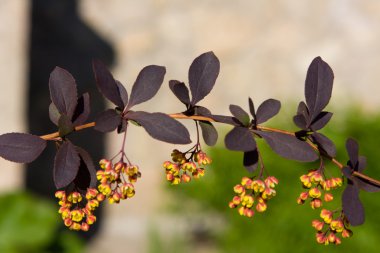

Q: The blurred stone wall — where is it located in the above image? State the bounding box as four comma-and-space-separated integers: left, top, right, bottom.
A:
2, 0, 380, 252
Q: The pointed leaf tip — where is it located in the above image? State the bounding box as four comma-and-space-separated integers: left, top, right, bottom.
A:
255, 99, 281, 124
189, 51, 220, 105
127, 65, 166, 108
49, 66, 78, 118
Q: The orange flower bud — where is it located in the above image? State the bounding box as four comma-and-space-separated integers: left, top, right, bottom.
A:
244, 208, 254, 218
335, 237, 342, 245
171, 176, 181, 185
242, 195, 254, 208
182, 162, 197, 173
64, 218, 73, 227
310, 171, 323, 184
232, 196, 241, 205
70, 222, 82, 231
320, 209, 333, 224
181, 173, 191, 183
256, 202, 267, 212
330, 219, 344, 232
233, 184, 245, 195
299, 191, 309, 201
113, 161, 126, 173
86, 188, 98, 200
228, 202, 237, 209
126, 165, 139, 176
308, 187, 322, 198
316, 232, 327, 244
264, 176, 279, 188
342, 229, 353, 238
327, 232, 336, 243
311, 220, 324, 231
324, 193, 334, 202
238, 206, 245, 216
241, 177, 253, 187
252, 180, 265, 193
310, 198, 322, 209
99, 159, 112, 170
55, 191, 66, 199
86, 214, 97, 225
296, 197, 305, 205
166, 173, 174, 181
81, 222, 90, 231
71, 209, 84, 222
96, 193, 106, 202
300, 175, 312, 188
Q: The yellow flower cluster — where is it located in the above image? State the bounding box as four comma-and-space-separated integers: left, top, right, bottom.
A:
297, 170, 342, 209
96, 159, 140, 204
313, 209, 353, 245
163, 149, 211, 185
229, 176, 278, 218
55, 188, 102, 231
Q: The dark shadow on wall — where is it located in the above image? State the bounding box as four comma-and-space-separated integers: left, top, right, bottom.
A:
27, 0, 115, 248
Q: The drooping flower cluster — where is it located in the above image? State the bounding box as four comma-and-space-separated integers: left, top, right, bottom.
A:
297, 170, 342, 209
96, 159, 141, 204
55, 188, 102, 231
229, 176, 278, 218
163, 149, 211, 185
312, 209, 353, 245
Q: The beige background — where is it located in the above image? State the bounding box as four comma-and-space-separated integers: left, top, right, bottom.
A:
2, 0, 380, 252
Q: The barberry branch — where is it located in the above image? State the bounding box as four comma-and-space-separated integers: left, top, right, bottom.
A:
38, 113, 380, 187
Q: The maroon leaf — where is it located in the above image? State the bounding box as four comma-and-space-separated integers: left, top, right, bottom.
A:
305, 57, 334, 120
127, 65, 166, 108
293, 114, 307, 130
229, 104, 250, 126
310, 112, 333, 131
209, 115, 240, 126
49, 67, 78, 118
243, 149, 259, 173
169, 80, 190, 105
58, 114, 75, 137
116, 80, 128, 107
257, 131, 318, 162
355, 177, 380, 192
358, 156, 366, 172
93, 59, 124, 108
346, 138, 359, 168
256, 99, 281, 124
225, 127, 256, 151
75, 147, 97, 189
248, 97, 256, 119
189, 52, 220, 105
199, 121, 218, 146
54, 141, 81, 189
49, 102, 60, 126
72, 93, 90, 126
311, 132, 336, 158
127, 111, 191, 144
342, 184, 365, 226
94, 109, 121, 133
195, 106, 212, 116
0, 133, 46, 163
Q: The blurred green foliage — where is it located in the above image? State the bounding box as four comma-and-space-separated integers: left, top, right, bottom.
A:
0, 192, 84, 253
165, 108, 380, 253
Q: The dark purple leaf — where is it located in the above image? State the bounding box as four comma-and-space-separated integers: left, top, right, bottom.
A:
93, 59, 124, 108
342, 184, 365, 226
297, 101, 310, 120
127, 65, 166, 108
358, 156, 366, 172
116, 80, 128, 107
225, 127, 256, 151
311, 132, 336, 157
195, 106, 212, 116
243, 149, 259, 173
209, 115, 240, 126
293, 114, 308, 130
49, 103, 60, 126
257, 131, 318, 162
310, 112, 333, 131
0, 133, 46, 163
72, 93, 90, 126
189, 52, 220, 105
342, 166, 352, 179
305, 57, 334, 120
75, 147, 97, 189
169, 80, 190, 105
127, 111, 191, 144
94, 109, 121, 133
49, 67, 78, 118
199, 121, 218, 146
346, 138, 359, 168
248, 97, 256, 119
54, 141, 81, 189
355, 177, 380, 192
58, 114, 74, 137
256, 99, 281, 124
229, 104, 250, 126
